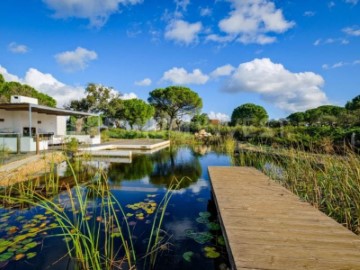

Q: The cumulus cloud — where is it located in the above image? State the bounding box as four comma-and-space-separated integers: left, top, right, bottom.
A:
343, 26, 360, 36
0, 66, 21, 82
120, 92, 137, 100
0, 66, 86, 107
43, 0, 143, 28
134, 78, 152, 86
165, 19, 202, 45
161, 67, 209, 84
55, 47, 97, 72
208, 111, 230, 122
8, 42, 29, 54
222, 58, 328, 112
210, 64, 235, 78
211, 0, 294, 45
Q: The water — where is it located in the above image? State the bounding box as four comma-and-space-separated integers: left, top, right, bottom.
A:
0, 145, 232, 270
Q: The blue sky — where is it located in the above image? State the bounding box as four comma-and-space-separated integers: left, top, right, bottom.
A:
0, 0, 359, 120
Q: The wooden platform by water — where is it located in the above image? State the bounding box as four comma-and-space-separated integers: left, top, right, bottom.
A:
208, 166, 360, 270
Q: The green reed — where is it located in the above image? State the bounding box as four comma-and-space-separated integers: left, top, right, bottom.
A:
236, 147, 360, 233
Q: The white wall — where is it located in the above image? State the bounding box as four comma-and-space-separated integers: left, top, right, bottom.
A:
0, 109, 61, 135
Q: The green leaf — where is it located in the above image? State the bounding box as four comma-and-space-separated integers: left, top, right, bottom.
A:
182, 251, 194, 262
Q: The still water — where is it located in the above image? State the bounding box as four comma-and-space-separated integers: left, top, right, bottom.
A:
0, 145, 232, 270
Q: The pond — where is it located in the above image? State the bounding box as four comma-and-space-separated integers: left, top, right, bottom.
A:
0, 145, 232, 270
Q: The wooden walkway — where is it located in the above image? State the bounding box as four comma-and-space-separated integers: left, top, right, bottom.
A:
208, 166, 360, 270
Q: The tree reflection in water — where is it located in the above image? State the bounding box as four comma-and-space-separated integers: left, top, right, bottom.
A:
149, 146, 202, 189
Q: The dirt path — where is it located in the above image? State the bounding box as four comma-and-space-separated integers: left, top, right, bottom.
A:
0, 152, 66, 187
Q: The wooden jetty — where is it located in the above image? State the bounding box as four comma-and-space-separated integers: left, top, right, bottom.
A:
208, 166, 360, 270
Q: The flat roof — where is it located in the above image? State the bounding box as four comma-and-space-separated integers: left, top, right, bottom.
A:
0, 103, 98, 117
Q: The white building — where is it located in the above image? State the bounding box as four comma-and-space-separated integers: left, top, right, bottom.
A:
0, 95, 101, 152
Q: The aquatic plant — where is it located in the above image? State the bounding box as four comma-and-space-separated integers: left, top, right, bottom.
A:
237, 146, 360, 233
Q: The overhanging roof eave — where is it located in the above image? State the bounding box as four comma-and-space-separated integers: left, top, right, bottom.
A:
0, 103, 98, 117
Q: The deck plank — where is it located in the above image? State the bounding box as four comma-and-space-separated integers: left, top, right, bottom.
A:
208, 166, 360, 270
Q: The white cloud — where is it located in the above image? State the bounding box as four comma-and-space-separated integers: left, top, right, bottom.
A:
0, 65, 86, 107
343, 26, 360, 36
165, 19, 202, 45
8, 42, 29, 54
303, 11, 315, 17
222, 58, 328, 112
345, 0, 358, 5
0, 66, 21, 82
161, 67, 209, 85
43, 0, 143, 28
208, 111, 230, 122
210, 64, 235, 78
175, 0, 190, 12
206, 34, 235, 43
313, 38, 349, 46
134, 78, 152, 86
200, 7, 212, 16
323, 59, 360, 69
120, 92, 137, 100
328, 1, 335, 8
55, 47, 97, 72
24, 68, 86, 107
214, 0, 294, 45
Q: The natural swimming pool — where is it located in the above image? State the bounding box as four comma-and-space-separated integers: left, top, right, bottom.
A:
0, 145, 232, 270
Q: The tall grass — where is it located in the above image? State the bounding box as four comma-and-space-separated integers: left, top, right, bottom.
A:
0, 155, 188, 269
236, 147, 360, 233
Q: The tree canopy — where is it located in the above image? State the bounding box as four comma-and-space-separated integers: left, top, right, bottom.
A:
148, 86, 202, 130
121, 99, 155, 130
345, 95, 360, 111
0, 74, 56, 107
231, 103, 268, 126
190, 113, 209, 132
65, 83, 116, 114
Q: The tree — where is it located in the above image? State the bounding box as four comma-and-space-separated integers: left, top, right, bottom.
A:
0, 80, 56, 107
122, 99, 155, 130
304, 105, 345, 126
231, 103, 268, 126
345, 95, 360, 111
287, 112, 307, 126
148, 86, 202, 130
190, 113, 209, 132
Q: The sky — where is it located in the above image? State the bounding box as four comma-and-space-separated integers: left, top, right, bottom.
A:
0, 0, 359, 121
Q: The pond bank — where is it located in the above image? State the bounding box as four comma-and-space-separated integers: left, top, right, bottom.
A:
0, 151, 66, 186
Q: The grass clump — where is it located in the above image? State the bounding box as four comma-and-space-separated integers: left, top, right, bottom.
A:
237, 147, 360, 233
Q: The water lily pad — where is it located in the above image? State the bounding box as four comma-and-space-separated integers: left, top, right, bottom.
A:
207, 222, 221, 231
199, 212, 211, 218
183, 251, 194, 262
193, 232, 213, 244
26, 252, 37, 259
7, 226, 19, 234
0, 252, 13, 262
196, 217, 209, 224
23, 241, 38, 250
203, 246, 220, 258
111, 233, 122, 238
14, 253, 25, 261
217, 236, 225, 246
126, 213, 134, 217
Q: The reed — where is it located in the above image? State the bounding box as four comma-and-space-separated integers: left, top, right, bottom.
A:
0, 155, 188, 269
236, 146, 360, 233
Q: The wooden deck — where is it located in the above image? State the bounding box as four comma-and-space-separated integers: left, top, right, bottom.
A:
208, 166, 360, 270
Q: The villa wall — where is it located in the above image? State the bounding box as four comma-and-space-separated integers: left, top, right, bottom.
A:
0, 109, 62, 135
